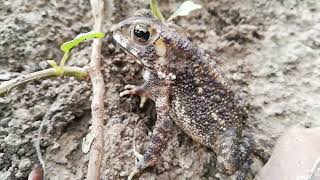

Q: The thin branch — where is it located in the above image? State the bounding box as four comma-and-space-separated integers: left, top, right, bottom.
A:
86, 0, 106, 179
0, 66, 87, 96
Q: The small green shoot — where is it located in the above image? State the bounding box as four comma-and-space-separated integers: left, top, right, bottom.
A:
60, 31, 105, 53
48, 31, 105, 74
150, 0, 202, 22
58, 31, 105, 70
150, 0, 165, 22
59, 52, 70, 67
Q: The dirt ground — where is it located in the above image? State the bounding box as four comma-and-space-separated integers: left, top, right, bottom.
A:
0, 0, 320, 179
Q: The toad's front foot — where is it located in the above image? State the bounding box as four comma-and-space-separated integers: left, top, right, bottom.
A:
120, 84, 150, 108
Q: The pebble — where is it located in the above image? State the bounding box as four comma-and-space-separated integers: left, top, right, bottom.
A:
119, 171, 128, 177
18, 158, 31, 171
5, 133, 22, 146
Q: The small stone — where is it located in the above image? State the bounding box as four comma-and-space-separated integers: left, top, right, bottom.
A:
119, 171, 128, 177
13, 108, 32, 120
21, 124, 30, 131
213, 94, 222, 103
0, 72, 10, 80
0, 118, 10, 127
15, 171, 23, 178
17, 148, 26, 155
122, 140, 131, 149
18, 158, 31, 171
0, 126, 8, 136
5, 134, 22, 146
0, 171, 11, 179
31, 121, 41, 128
211, 113, 218, 121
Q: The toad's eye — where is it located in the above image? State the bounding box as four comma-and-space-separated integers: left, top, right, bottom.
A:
133, 24, 150, 43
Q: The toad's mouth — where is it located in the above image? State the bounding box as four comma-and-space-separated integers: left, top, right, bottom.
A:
112, 33, 143, 66
113, 32, 154, 69
115, 42, 154, 69
118, 44, 143, 66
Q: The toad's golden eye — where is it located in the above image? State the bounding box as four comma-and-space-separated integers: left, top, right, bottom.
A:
133, 24, 150, 43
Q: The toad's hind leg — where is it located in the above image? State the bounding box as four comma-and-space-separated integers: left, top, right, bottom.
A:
234, 136, 254, 180
128, 87, 173, 180
216, 128, 254, 180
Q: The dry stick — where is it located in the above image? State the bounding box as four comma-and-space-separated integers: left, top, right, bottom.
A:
87, 0, 105, 180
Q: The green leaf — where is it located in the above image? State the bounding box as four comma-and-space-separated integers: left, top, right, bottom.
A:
150, 0, 165, 22
167, 1, 202, 21
60, 31, 105, 53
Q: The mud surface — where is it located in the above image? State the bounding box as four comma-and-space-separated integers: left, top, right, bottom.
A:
0, 0, 320, 179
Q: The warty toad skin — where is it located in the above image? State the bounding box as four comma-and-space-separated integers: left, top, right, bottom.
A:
113, 10, 254, 180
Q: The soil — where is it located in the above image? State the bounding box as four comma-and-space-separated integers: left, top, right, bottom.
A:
0, 0, 320, 179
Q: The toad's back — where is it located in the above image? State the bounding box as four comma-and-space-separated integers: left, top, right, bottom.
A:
164, 31, 248, 151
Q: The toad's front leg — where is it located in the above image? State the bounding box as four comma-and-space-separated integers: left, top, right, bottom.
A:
120, 83, 151, 108
128, 86, 173, 180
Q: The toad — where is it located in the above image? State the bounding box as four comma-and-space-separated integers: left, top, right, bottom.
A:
113, 10, 254, 180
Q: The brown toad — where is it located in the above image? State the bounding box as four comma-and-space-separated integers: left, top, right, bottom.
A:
113, 10, 253, 180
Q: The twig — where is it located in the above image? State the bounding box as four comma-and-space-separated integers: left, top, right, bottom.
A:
0, 66, 87, 96
35, 117, 46, 179
86, 0, 106, 179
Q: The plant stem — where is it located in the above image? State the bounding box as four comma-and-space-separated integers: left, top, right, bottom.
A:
59, 52, 70, 67
0, 66, 87, 96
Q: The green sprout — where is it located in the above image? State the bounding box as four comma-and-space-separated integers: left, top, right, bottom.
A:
0, 31, 105, 96
58, 31, 105, 68
60, 31, 105, 53
150, 0, 202, 22
150, 0, 166, 22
